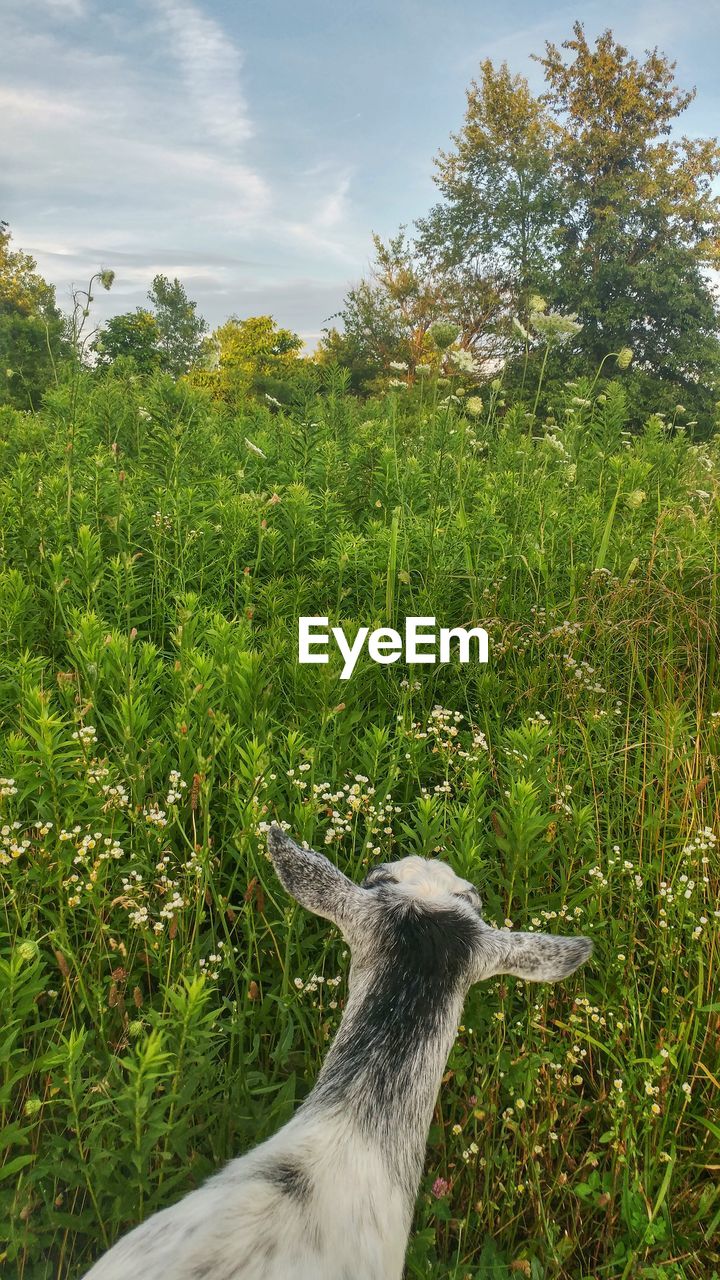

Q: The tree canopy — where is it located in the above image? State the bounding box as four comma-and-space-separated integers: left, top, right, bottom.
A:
537, 24, 720, 392
189, 314, 307, 405
324, 23, 720, 420
147, 275, 207, 376
90, 275, 207, 378
91, 308, 161, 374
0, 223, 67, 409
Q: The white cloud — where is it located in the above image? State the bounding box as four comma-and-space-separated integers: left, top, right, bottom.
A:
0, 85, 87, 122
149, 0, 253, 147
37, 0, 87, 14
315, 171, 353, 231
0, 2, 368, 339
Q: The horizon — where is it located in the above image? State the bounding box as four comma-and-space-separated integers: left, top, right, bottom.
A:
4, 0, 720, 352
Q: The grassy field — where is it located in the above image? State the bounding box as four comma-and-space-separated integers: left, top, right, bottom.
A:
0, 365, 719, 1279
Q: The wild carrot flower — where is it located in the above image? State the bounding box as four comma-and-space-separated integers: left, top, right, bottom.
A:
530, 310, 583, 344
449, 348, 477, 375
245, 437, 267, 458
428, 320, 460, 351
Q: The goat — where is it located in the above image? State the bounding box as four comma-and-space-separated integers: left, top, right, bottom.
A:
83, 826, 592, 1280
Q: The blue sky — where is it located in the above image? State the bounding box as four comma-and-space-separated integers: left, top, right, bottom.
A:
3, 0, 720, 348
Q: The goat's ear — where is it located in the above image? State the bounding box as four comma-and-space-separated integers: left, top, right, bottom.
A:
267, 827, 366, 940
471, 925, 592, 984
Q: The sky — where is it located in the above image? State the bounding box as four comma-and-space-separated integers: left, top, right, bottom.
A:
3, 0, 720, 350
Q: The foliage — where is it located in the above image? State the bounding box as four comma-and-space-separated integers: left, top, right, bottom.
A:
329, 24, 720, 426
0, 223, 67, 410
416, 59, 560, 319
190, 314, 309, 406
319, 277, 406, 392
0, 361, 718, 1278
319, 232, 440, 390
535, 23, 720, 411
320, 229, 509, 393
91, 310, 161, 374
147, 275, 207, 377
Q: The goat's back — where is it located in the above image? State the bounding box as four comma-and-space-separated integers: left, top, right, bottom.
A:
82, 1112, 409, 1280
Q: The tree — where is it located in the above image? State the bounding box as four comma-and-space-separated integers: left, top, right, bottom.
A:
318, 229, 510, 390
0, 222, 67, 409
190, 315, 306, 404
316, 314, 388, 393
326, 65, 561, 389
91, 309, 161, 373
147, 275, 207, 376
416, 60, 560, 318
536, 23, 720, 403
318, 232, 439, 390
336, 27, 720, 419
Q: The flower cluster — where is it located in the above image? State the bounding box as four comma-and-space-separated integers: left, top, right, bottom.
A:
448, 348, 478, 376
312, 776, 400, 854
1, 820, 29, 865
530, 309, 583, 344
166, 770, 187, 806
102, 781, 130, 810
406, 705, 488, 761
72, 725, 98, 747
562, 653, 607, 695
72, 831, 125, 864
144, 805, 168, 828
293, 972, 343, 1010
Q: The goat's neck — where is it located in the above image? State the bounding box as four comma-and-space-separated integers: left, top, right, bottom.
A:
305, 962, 467, 1202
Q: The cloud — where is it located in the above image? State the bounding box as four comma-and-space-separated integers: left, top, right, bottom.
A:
28, 241, 268, 269
36, 0, 87, 14
0, 85, 87, 123
0, 1, 368, 341
270, 166, 365, 264
205, 277, 348, 350
149, 0, 253, 147
315, 171, 353, 231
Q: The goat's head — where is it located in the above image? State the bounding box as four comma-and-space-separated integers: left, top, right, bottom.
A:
267, 826, 592, 987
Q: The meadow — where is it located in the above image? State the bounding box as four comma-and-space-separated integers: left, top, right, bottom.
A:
0, 363, 718, 1279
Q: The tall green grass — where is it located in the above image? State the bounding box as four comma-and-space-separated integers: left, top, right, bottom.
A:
0, 368, 718, 1279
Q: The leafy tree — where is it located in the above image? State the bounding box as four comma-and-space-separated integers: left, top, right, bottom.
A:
315, 320, 382, 393
190, 314, 306, 404
91, 309, 161, 373
321, 64, 559, 390
333, 26, 720, 420
536, 23, 720, 407
416, 60, 560, 318
319, 229, 510, 390
318, 232, 438, 390
0, 222, 67, 409
147, 275, 207, 376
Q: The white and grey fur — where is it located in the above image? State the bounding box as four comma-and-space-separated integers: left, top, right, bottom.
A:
83, 827, 592, 1280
